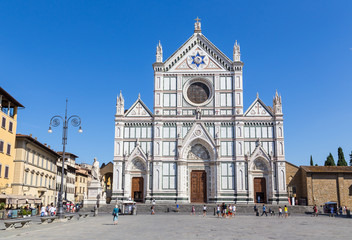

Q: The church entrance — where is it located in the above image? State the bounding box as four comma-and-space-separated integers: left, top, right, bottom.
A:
191, 170, 207, 203
254, 177, 266, 203
132, 177, 144, 202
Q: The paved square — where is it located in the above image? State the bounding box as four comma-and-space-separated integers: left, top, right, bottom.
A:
1, 213, 351, 240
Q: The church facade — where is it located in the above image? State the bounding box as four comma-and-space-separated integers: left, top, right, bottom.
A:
112, 20, 288, 204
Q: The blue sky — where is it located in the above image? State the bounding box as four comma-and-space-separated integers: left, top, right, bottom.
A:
1, 0, 351, 166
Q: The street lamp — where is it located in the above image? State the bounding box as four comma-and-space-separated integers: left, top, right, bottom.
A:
48, 99, 82, 219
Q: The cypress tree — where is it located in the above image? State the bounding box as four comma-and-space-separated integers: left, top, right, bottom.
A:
349, 151, 352, 166
337, 147, 347, 166
310, 155, 313, 166
324, 153, 336, 166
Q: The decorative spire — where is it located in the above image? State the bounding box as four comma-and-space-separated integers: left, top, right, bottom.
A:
116, 91, 124, 116
156, 40, 163, 63
257, 92, 259, 98
138, 93, 141, 99
233, 40, 241, 62
273, 90, 282, 115
194, 17, 201, 33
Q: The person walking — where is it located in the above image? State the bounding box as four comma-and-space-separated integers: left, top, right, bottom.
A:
254, 204, 259, 216
284, 205, 288, 218
191, 205, 195, 215
216, 205, 221, 218
112, 205, 119, 225
203, 205, 207, 217
233, 205, 236, 217
313, 205, 318, 217
278, 206, 283, 218
40, 205, 46, 217
261, 204, 267, 217
151, 205, 155, 215
329, 206, 334, 217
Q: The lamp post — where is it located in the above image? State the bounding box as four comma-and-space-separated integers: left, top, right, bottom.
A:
48, 99, 82, 218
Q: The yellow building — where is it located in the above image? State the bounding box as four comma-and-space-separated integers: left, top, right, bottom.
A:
0, 87, 24, 194
75, 164, 90, 203
12, 134, 60, 206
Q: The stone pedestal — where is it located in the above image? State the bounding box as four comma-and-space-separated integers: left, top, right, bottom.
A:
83, 180, 106, 207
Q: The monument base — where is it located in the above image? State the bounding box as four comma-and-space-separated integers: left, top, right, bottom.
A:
83, 179, 106, 207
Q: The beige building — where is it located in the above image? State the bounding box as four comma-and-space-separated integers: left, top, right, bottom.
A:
0, 87, 24, 195
13, 134, 59, 206
101, 162, 113, 203
286, 164, 352, 208
57, 152, 77, 203
75, 164, 90, 203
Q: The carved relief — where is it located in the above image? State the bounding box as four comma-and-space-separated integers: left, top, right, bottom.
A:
252, 159, 268, 172
131, 159, 146, 171
187, 144, 210, 160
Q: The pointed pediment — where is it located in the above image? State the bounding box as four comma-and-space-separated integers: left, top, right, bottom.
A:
180, 122, 217, 159
250, 144, 271, 160
244, 97, 273, 117
127, 145, 148, 171
125, 98, 153, 117
164, 34, 233, 72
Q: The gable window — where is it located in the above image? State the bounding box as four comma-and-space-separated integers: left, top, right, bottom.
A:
163, 94, 176, 107
163, 77, 177, 90
8, 122, 13, 132
1, 117, 5, 129
6, 144, 11, 155
220, 76, 232, 90
220, 126, 233, 138
163, 126, 176, 138
0, 140, 4, 152
220, 93, 232, 107
220, 141, 233, 157
162, 141, 177, 156
162, 162, 176, 189
4, 165, 9, 178
221, 163, 234, 190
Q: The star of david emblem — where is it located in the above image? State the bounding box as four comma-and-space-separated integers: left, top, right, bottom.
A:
191, 52, 205, 67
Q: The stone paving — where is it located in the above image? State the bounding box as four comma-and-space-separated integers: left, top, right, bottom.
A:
0, 213, 351, 240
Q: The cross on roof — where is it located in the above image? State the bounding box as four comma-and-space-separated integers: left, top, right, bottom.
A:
195, 17, 201, 23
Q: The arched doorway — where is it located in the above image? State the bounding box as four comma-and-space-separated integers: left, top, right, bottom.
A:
129, 158, 147, 203
187, 144, 210, 203
251, 158, 270, 204
132, 177, 144, 202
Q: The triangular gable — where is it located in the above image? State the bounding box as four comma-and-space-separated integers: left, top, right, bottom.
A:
250, 144, 271, 160
126, 144, 148, 171
171, 46, 225, 72
244, 97, 273, 117
125, 98, 153, 117
180, 122, 217, 159
164, 33, 233, 72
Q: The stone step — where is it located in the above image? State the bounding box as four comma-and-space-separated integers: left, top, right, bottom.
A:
82, 203, 312, 215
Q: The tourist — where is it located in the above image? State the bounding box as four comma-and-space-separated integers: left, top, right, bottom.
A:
254, 204, 258, 216
343, 206, 347, 215
176, 203, 179, 213
203, 205, 207, 217
151, 205, 155, 215
233, 205, 236, 217
228, 205, 232, 218
40, 205, 46, 217
329, 206, 334, 217
339, 207, 343, 216
278, 206, 283, 218
261, 204, 267, 217
222, 203, 227, 218
112, 205, 119, 225
191, 205, 195, 215
216, 205, 221, 218
313, 205, 318, 217
284, 205, 288, 218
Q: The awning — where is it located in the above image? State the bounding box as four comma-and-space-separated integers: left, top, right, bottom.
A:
324, 201, 337, 205
0, 194, 41, 205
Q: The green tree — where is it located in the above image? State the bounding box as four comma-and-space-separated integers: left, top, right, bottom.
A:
324, 153, 336, 166
310, 155, 314, 166
337, 147, 347, 166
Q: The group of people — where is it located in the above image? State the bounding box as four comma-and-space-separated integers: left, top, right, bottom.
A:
216, 203, 237, 218
254, 204, 288, 218
40, 203, 57, 217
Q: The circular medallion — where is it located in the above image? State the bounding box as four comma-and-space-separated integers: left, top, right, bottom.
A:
183, 78, 213, 106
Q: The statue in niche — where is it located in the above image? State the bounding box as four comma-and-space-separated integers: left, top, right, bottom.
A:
187, 144, 210, 160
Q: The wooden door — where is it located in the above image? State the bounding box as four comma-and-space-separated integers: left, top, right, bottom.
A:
254, 178, 266, 203
191, 170, 207, 203
132, 177, 144, 202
